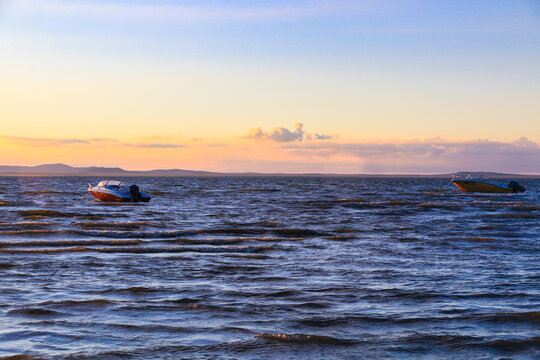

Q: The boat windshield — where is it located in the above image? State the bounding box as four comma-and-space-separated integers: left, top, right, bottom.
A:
97, 180, 126, 187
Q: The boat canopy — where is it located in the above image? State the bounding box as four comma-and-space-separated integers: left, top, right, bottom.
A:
97, 180, 126, 187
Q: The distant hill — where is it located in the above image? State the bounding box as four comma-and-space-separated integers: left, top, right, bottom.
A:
0, 163, 215, 177
0, 163, 125, 176
0, 163, 538, 178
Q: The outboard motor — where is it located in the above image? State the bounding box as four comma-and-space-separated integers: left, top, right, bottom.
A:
508, 181, 526, 193
129, 184, 143, 202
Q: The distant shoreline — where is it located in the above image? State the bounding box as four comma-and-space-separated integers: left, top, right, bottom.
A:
1, 163, 539, 178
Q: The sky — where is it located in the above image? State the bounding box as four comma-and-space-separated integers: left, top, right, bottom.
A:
0, 0, 539, 173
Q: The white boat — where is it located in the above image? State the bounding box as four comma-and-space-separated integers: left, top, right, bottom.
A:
451, 175, 525, 193
88, 180, 151, 202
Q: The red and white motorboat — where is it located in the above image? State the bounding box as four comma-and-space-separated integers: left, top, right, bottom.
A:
88, 180, 151, 202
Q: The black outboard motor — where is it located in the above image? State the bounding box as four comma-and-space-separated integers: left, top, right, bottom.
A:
508, 181, 526, 193
129, 184, 143, 202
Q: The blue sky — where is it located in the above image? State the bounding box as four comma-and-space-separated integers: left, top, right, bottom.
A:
1, 0, 539, 172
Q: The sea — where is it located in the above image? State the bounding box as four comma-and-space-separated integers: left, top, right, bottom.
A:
0, 176, 538, 359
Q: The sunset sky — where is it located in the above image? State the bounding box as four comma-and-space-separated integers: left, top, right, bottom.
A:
1, 0, 539, 173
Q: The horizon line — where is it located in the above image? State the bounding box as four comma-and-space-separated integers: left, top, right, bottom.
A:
1, 163, 539, 177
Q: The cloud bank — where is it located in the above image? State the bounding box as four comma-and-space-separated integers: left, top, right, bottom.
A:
282, 137, 540, 173
1, 135, 184, 149
2, 134, 538, 173
0, 136, 117, 146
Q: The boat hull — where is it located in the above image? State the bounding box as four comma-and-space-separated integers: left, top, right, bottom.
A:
452, 180, 513, 193
89, 190, 151, 202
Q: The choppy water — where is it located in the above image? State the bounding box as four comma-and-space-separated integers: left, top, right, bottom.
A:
0, 176, 538, 359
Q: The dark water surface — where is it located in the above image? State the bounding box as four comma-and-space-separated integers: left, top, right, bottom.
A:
0, 176, 538, 359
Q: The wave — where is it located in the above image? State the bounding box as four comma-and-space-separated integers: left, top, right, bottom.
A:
0, 229, 63, 236
336, 198, 368, 203
361, 288, 532, 301
225, 254, 270, 259
161, 237, 300, 245
0, 227, 328, 240
508, 204, 540, 212
194, 228, 325, 237
0, 355, 44, 360
255, 333, 356, 345
104, 322, 194, 334
0, 262, 18, 269
400, 333, 540, 352
260, 290, 303, 298
89, 286, 174, 295
69, 229, 198, 238
470, 311, 540, 325
295, 311, 540, 328
397, 237, 422, 242
23, 190, 64, 195
39, 299, 115, 307
1, 247, 89, 254
17, 210, 73, 218
323, 235, 357, 241
0, 239, 141, 247
75, 221, 150, 230
174, 303, 226, 311
486, 336, 540, 352
0, 221, 59, 229
484, 212, 539, 219
1, 245, 275, 254
239, 187, 281, 192
272, 228, 326, 237
167, 297, 200, 304
17, 210, 103, 220
399, 333, 483, 348
148, 190, 173, 196
417, 202, 464, 210
295, 302, 331, 309
7, 307, 65, 317
224, 221, 282, 228
160, 238, 245, 245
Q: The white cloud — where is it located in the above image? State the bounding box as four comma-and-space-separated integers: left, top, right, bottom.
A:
244, 123, 334, 143
245, 123, 305, 142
